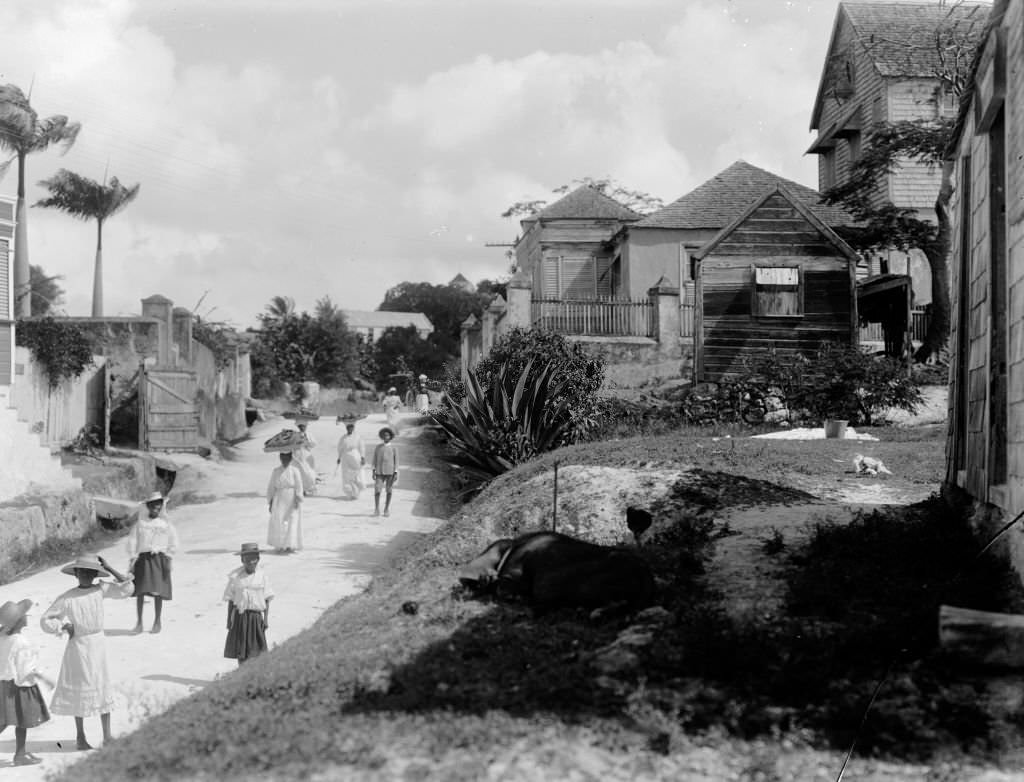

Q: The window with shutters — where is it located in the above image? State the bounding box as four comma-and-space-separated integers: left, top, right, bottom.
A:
752, 265, 802, 317
540, 254, 607, 299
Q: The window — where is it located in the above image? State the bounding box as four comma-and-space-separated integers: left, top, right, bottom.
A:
752, 265, 802, 317
540, 254, 611, 299
822, 149, 837, 190
847, 131, 862, 164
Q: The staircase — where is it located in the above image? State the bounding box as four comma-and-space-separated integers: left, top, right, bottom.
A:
0, 402, 82, 502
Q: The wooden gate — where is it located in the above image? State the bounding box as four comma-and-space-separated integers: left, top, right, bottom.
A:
139, 365, 200, 451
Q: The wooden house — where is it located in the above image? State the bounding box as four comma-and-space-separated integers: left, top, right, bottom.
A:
944, 0, 1023, 563
808, 1, 989, 295
691, 186, 859, 381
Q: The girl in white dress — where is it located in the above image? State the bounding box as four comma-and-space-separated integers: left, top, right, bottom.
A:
266, 452, 304, 553
40, 555, 134, 750
335, 422, 366, 499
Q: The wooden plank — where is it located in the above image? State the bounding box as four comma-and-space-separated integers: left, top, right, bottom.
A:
146, 374, 196, 404
710, 243, 839, 256
726, 230, 828, 245
703, 256, 848, 271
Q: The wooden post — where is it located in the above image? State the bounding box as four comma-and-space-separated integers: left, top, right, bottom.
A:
137, 362, 147, 450
552, 460, 559, 532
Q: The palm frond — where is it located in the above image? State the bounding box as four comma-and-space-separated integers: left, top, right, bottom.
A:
35, 168, 140, 221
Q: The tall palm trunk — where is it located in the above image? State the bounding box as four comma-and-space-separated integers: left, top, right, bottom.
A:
92, 218, 104, 318
13, 152, 29, 318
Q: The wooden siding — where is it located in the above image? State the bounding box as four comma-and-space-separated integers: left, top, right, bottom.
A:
946, 0, 1024, 525
696, 194, 855, 381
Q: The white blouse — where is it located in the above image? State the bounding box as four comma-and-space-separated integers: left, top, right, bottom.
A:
127, 516, 180, 559
223, 567, 275, 612
41, 581, 135, 637
0, 634, 43, 687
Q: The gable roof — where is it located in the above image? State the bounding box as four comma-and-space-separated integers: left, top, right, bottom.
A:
534, 185, 641, 221
811, 1, 990, 129
692, 185, 861, 262
341, 310, 434, 333
633, 160, 853, 231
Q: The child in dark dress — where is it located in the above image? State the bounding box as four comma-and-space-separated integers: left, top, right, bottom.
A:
223, 543, 274, 665
0, 599, 54, 766
128, 492, 179, 634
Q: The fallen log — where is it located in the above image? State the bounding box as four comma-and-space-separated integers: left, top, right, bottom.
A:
938, 604, 1024, 668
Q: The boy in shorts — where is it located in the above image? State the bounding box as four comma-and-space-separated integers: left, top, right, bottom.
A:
372, 427, 399, 517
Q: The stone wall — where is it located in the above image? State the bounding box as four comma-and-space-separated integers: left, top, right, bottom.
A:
571, 336, 692, 390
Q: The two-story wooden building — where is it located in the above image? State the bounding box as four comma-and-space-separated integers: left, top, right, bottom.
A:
945, 0, 1024, 575
808, 1, 990, 302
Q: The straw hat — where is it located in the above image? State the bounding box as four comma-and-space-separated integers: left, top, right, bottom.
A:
0, 599, 33, 630
60, 554, 110, 577
141, 492, 165, 506
235, 542, 262, 557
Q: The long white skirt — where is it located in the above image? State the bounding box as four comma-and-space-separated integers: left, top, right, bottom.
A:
50, 633, 116, 717
267, 488, 303, 550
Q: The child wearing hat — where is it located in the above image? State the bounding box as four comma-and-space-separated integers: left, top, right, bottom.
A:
223, 543, 275, 665
0, 599, 54, 766
40, 554, 134, 750
127, 492, 179, 634
372, 427, 399, 517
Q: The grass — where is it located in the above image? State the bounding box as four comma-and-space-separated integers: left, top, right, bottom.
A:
0, 524, 125, 585
57, 421, 1024, 781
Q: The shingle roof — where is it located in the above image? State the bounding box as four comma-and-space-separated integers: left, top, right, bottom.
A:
633, 161, 854, 230
842, 1, 989, 78
535, 185, 641, 221
342, 310, 434, 332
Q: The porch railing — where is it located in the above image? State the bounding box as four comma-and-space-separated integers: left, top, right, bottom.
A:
531, 298, 654, 338
859, 309, 930, 344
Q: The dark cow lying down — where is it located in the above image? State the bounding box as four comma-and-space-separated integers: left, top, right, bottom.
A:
458, 531, 654, 610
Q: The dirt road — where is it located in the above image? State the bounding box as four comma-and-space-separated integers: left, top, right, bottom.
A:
0, 413, 445, 779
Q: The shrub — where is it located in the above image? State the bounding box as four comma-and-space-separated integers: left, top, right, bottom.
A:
15, 317, 94, 389
431, 359, 573, 486
473, 328, 604, 442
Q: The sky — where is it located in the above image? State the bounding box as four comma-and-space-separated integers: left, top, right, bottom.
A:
1, 0, 845, 329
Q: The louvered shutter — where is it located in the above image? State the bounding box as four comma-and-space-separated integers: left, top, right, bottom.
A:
596, 256, 612, 298
0, 239, 9, 319
541, 256, 560, 298
562, 256, 595, 299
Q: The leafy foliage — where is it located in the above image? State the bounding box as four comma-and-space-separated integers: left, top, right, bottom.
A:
192, 316, 239, 369
18, 264, 66, 315
378, 280, 490, 358
35, 168, 140, 222
15, 317, 94, 389
501, 177, 663, 218
250, 296, 359, 397
472, 328, 605, 443
368, 325, 448, 389
432, 359, 574, 484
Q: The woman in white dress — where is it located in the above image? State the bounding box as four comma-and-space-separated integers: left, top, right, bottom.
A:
40, 554, 134, 750
382, 387, 403, 432
335, 422, 366, 499
266, 452, 305, 553
294, 422, 318, 495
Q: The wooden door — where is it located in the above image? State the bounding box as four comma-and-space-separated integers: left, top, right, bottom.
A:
139, 366, 199, 451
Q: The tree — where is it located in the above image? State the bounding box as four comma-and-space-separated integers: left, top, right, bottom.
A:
0, 83, 80, 317
35, 168, 140, 317
822, 3, 988, 362
378, 281, 490, 357
264, 295, 296, 321
501, 177, 663, 219
369, 325, 449, 389
16, 264, 66, 315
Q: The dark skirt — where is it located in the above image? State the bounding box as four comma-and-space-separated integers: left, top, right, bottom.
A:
223, 610, 267, 662
133, 552, 172, 599
0, 679, 51, 729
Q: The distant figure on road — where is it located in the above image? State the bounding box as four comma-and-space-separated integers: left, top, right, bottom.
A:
415, 374, 430, 414
372, 427, 399, 518
40, 554, 134, 751
127, 492, 179, 634
223, 543, 274, 666
0, 598, 53, 767
267, 452, 304, 554
336, 421, 366, 500
295, 421, 319, 495
382, 387, 402, 432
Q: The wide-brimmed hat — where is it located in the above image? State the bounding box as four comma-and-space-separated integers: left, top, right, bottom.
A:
236, 542, 262, 557
263, 428, 306, 453
141, 492, 165, 506
60, 555, 110, 578
283, 408, 319, 423
0, 599, 33, 630
378, 426, 395, 439
387, 387, 397, 394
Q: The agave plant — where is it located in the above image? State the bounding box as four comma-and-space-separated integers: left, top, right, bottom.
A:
432, 358, 574, 483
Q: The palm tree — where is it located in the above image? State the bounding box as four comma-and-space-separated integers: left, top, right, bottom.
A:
264, 296, 296, 320
0, 83, 80, 317
35, 169, 140, 317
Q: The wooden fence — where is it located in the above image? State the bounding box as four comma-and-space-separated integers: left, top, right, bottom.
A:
532, 298, 654, 337
859, 309, 930, 344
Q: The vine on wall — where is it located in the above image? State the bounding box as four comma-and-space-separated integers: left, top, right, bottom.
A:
15, 317, 95, 389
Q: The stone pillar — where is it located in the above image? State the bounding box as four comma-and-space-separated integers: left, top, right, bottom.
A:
648, 276, 681, 353
460, 314, 481, 381
505, 270, 532, 330
141, 295, 174, 366
172, 307, 193, 366
484, 295, 507, 350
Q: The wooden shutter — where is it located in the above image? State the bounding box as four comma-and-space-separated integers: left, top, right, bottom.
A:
0, 239, 9, 320
562, 256, 595, 299
542, 256, 560, 298
596, 256, 612, 298
753, 265, 802, 316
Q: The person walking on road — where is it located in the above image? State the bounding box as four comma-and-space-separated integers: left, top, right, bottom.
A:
127, 492, 179, 634
336, 421, 366, 500
295, 421, 319, 495
0, 599, 54, 766
382, 387, 402, 433
372, 426, 399, 518
267, 451, 305, 553
40, 554, 134, 750
223, 543, 274, 666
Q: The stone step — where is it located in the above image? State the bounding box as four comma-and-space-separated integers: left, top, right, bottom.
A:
0, 405, 83, 501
